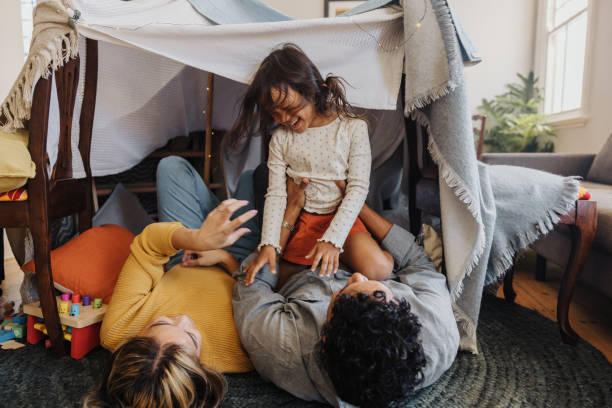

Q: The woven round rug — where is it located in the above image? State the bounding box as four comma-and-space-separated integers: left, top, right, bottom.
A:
0, 295, 610, 407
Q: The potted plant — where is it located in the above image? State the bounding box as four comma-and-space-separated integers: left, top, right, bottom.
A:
478, 72, 555, 153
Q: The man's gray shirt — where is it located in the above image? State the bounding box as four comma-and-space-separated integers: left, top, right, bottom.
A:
232, 225, 459, 407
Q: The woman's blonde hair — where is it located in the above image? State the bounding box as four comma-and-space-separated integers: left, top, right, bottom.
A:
83, 336, 226, 408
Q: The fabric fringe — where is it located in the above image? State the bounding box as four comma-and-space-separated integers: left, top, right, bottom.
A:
432, 0, 462, 85
403, 81, 454, 116
452, 303, 478, 354
485, 176, 581, 286
410, 109, 487, 300
0, 0, 78, 133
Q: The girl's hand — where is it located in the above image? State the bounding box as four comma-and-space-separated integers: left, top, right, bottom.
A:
195, 199, 258, 251
305, 241, 340, 277
244, 245, 277, 285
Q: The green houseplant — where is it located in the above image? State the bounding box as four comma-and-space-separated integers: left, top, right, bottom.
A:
478, 72, 555, 153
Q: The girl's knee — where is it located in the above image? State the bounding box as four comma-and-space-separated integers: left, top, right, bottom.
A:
361, 252, 393, 281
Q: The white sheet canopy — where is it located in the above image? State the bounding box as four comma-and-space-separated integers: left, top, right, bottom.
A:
49, 0, 404, 177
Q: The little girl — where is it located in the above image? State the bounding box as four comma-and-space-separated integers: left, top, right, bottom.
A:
230, 44, 393, 285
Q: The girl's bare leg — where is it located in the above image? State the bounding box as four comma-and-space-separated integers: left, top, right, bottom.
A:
340, 232, 394, 281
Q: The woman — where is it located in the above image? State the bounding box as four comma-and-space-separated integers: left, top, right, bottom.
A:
84, 156, 307, 408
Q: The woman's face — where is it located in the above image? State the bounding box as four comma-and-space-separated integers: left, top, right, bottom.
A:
141, 315, 202, 357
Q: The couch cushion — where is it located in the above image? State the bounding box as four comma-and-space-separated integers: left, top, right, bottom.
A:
587, 133, 612, 184
581, 181, 612, 253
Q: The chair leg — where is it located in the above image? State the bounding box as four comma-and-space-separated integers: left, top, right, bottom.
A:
78, 181, 93, 233
503, 262, 517, 303
535, 254, 546, 281
30, 222, 65, 356
0, 228, 5, 284
557, 200, 597, 345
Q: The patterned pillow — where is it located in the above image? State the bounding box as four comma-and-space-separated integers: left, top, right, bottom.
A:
0, 187, 28, 201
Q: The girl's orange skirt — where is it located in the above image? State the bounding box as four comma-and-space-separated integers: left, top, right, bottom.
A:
282, 211, 368, 265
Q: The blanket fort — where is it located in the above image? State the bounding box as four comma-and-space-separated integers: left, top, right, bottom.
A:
0, 0, 579, 354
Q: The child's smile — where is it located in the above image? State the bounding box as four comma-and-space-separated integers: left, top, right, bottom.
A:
270, 86, 337, 133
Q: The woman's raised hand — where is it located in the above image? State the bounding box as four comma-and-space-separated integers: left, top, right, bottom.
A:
194, 199, 257, 251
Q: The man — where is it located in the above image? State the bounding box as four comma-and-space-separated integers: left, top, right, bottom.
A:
232, 180, 460, 407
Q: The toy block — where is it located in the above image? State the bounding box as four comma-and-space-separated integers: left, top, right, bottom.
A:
0, 330, 15, 342
27, 315, 44, 344
24, 296, 108, 359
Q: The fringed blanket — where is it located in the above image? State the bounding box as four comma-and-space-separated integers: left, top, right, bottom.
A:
0, 0, 78, 133
402, 0, 578, 352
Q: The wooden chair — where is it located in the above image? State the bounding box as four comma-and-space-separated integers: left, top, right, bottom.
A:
473, 114, 486, 160
0, 39, 98, 356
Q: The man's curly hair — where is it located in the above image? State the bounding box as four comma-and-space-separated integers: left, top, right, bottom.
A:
320, 291, 426, 408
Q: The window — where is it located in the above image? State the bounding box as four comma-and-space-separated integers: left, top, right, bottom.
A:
535, 0, 593, 127
20, 0, 36, 60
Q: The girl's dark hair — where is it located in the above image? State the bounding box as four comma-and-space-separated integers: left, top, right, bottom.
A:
228, 43, 362, 149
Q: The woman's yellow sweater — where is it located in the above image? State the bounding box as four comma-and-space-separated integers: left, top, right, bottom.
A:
100, 222, 253, 373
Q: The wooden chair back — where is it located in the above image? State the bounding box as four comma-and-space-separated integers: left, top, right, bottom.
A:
0, 39, 98, 356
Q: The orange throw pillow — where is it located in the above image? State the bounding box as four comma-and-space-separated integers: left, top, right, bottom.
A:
22, 224, 134, 304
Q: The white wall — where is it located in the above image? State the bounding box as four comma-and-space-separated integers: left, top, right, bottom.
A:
0, 0, 24, 100
554, 0, 612, 154
261, 0, 324, 19
448, 0, 537, 116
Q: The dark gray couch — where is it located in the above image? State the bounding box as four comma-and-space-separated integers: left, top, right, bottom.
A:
481, 134, 612, 300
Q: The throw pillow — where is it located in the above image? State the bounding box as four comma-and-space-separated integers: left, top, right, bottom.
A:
0, 129, 35, 193
587, 133, 612, 184
21, 224, 134, 303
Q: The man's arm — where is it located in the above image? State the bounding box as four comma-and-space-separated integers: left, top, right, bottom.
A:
233, 257, 317, 400
357, 204, 393, 242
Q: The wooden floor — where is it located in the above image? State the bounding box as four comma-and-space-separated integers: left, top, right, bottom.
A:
2, 250, 612, 362
496, 252, 612, 363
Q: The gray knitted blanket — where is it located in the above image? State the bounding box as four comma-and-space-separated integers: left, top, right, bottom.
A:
404, 0, 578, 352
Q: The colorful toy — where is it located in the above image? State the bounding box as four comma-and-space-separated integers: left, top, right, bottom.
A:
578, 185, 591, 200
13, 326, 24, 338
72, 293, 81, 304
61, 293, 70, 302
24, 295, 108, 359
93, 298, 102, 309
82, 295, 91, 306
0, 330, 15, 342
0, 316, 26, 340
59, 300, 70, 314
70, 304, 80, 317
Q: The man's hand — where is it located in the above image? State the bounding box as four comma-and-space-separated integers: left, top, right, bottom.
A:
181, 249, 228, 267
194, 199, 258, 251
244, 245, 277, 286
287, 177, 309, 210
305, 241, 340, 277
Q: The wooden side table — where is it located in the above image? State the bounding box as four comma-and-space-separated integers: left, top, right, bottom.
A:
503, 200, 598, 344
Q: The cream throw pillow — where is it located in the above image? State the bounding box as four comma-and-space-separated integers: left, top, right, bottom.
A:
0, 129, 35, 193
422, 223, 444, 273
